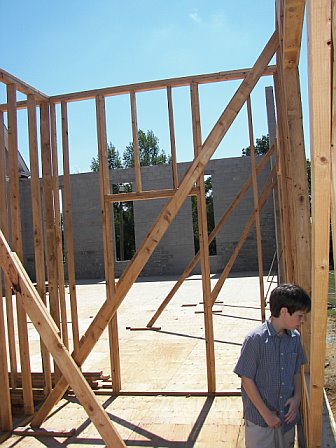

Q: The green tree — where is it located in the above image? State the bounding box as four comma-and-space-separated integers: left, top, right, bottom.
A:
242, 134, 270, 156
90, 143, 122, 172
123, 129, 171, 168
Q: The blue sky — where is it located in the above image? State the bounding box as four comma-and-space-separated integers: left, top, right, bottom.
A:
0, 0, 309, 174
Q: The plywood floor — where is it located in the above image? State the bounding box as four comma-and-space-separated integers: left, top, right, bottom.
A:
1, 274, 272, 447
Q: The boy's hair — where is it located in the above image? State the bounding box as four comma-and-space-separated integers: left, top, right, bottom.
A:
269, 283, 311, 317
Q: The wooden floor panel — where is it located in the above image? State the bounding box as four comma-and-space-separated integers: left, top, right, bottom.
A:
1, 275, 270, 446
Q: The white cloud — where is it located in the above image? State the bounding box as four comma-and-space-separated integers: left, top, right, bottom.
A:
189, 10, 202, 24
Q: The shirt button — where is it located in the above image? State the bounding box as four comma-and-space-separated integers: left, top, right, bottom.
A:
280, 396, 283, 399
281, 353, 284, 355
281, 367, 284, 370
282, 382, 285, 385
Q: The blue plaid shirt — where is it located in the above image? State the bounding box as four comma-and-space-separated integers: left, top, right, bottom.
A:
234, 319, 306, 433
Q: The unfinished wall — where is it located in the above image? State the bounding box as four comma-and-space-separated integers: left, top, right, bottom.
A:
20, 154, 276, 280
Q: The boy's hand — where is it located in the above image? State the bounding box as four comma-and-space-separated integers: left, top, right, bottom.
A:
284, 396, 300, 423
263, 410, 282, 428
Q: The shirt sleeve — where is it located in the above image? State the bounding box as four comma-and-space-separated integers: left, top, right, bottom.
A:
234, 335, 260, 380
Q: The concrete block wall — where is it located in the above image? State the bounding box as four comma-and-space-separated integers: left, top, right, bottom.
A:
19, 155, 276, 280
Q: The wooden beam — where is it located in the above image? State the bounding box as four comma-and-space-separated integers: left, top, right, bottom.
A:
95, 95, 121, 392
0, 231, 126, 448
31, 30, 278, 426
282, 0, 306, 68
40, 101, 62, 381
61, 102, 80, 356
0, 275, 12, 430
50, 103, 69, 349
167, 87, 179, 188
7, 84, 34, 414
27, 95, 52, 395
246, 96, 266, 322
0, 67, 48, 99
46, 66, 277, 105
307, 0, 332, 446
130, 91, 142, 192
0, 111, 18, 388
191, 82, 216, 392
105, 187, 198, 203
0, 66, 277, 113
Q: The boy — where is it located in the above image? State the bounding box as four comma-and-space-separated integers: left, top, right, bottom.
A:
234, 283, 311, 448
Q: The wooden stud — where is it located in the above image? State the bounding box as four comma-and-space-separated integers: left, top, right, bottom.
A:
31, 30, 278, 426
246, 96, 266, 322
0, 231, 126, 448
307, 0, 332, 446
27, 95, 52, 395
191, 82, 216, 392
60, 101, 80, 356
273, 68, 294, 282
265, 86, 282, 284
40, 101, 61, 380
331, 0, 336, 349
0, 110, 18, 388
7, 83, 34, 414
96, 95, 121, 392
167, 86, 179, 188
0, 276, 12, 430
130, 91, 142, 192
50, 103, 69, 349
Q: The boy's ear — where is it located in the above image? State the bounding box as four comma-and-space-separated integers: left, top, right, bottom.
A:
280, 307, 288, 317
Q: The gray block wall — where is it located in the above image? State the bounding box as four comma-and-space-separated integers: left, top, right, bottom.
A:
19, 156, 276, 281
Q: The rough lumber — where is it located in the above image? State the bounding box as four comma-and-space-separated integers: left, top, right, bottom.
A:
7, 84, 34, 414
307, 0, 332, 446
50, 103, 69, 349
167, 86, 179, 188
31, 31, 278, 427
246, 96, 266, 322
0, 231, 126, 448
0, 67, 48, 99
95, 95, 121, 392
191, 82, 216, 392
282, 0, 306, 68
0, 111, 18, 387
27, 95, 52, 395
61, 101, 80, 356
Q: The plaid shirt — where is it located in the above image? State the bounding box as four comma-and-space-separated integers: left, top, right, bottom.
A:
234, 319, 306, 433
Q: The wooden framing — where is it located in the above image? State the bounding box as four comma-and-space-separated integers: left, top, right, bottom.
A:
0, 2, 334, 444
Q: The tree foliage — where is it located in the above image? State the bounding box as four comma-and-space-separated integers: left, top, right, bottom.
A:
90, 143, 122, 172
123, 130, 170, 168
90, 129, 170, 172
242, 134, 270, 156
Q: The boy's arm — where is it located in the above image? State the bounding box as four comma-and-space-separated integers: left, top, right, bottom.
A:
241, 376, 282, 428
284, 372, 301, 423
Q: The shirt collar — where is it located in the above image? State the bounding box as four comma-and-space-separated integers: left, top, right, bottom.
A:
266, 319, 291, 337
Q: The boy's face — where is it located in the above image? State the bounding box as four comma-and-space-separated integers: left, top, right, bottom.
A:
281, 308, 306, 330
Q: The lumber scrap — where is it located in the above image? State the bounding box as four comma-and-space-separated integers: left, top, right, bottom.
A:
13, 427, 76, 438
